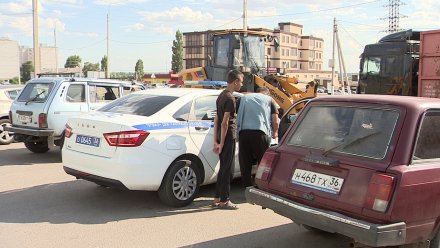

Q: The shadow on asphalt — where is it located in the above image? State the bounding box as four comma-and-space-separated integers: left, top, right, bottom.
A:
0, 177, 247, 225
181, 223, 352, 248
0, 145, 62, 166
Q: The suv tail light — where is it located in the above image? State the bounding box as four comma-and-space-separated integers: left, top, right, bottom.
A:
39, 113, 48, 128
104, 130, 149, 147
65, 124, 73, 138
255, 151, 280, 181
364, 173, 395, 213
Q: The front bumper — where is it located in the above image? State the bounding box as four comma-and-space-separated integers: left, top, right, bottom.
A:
245, 187, 406, 247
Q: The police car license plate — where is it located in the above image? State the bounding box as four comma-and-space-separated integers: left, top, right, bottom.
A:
291, 169, 344, 194
76, 134, 101, 147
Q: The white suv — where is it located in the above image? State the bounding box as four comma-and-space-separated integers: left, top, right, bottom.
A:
7, 77, 131, 153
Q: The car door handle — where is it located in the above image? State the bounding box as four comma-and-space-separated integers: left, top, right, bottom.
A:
195, 126, 209, 131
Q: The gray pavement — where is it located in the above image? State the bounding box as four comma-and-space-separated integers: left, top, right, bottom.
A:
0, 142, 352, 248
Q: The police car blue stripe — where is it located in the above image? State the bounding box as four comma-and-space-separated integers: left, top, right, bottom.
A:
133, 121, 213, 131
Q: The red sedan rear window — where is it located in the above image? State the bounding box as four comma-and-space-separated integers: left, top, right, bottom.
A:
286, 106, 399, 159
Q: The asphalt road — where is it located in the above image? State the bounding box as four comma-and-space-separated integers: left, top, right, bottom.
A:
0, 142, 352, 248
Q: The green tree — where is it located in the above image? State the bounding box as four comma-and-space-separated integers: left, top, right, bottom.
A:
65, 55, 82, 68
101, 56, 108, 76
135, 59, 144, 82
82, 62, 100, 77
20, 61, 34, 82
9, 77, 20, 84
171, 30, 183, 73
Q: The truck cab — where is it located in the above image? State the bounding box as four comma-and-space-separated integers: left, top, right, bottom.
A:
358, 30, 420, 96
8, 77, 130, 153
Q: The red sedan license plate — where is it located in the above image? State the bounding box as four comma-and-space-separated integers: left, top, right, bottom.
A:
291, 169, 344, 194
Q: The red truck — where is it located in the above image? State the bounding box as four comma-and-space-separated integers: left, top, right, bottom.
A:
246, 94, 440, 247
358, 29, 440, 97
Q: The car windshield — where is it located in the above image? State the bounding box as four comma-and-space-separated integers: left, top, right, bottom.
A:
98, 93, 178, 117
286, 105, 399, 159
17, 83, 54, 102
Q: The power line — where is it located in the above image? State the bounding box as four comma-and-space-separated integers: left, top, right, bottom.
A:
248, 0, 381, 18
111, 39, 173, 45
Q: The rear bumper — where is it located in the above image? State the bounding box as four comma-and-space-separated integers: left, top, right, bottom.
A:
245, 187, 406, 247
64, 166, 129, 190
5, 126, 54, 137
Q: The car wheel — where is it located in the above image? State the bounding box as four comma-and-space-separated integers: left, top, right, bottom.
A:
158, 160, 200, 207
24, 140, 50, 153
0, 119, 14, 145
430, 227, 440, 248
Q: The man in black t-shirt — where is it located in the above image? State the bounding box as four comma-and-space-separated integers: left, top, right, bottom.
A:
212, 70, 243, 210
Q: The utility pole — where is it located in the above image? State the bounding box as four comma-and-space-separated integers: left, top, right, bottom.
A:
32, 0, 40, 77
106, 14, 110, 79
54, 27, 58, 73
243, 0, 247, 30
331, 18, 336, 94
331, 18, 350, 95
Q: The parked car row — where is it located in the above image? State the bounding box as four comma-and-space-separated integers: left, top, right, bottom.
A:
9, 77, 440, 247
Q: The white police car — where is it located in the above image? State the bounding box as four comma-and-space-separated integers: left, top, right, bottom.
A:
62, 88, 242, 207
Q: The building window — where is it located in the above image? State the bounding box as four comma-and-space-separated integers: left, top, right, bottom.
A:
286, 49, 290, 56
291, 48, 297, 56
282, 49, 285, 56
282, 35, 285, 43
290, 60, 297, 69
286, 36, 290, 43
267, 47, 271, 55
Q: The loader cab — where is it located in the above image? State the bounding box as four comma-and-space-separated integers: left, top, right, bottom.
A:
206, 31, 267, 83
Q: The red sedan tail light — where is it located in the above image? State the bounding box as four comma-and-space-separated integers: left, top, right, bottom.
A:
255, 151, 280, 181
104, 130, 149, 147
364, 173, 395, 213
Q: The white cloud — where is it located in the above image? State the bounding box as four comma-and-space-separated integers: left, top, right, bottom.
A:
64, 31, 99, 38
0, 0, 32, 14
140, 7, 214, 24
93, 0, 149, 6
152, 26, 174, 35
125, 23, 145, 32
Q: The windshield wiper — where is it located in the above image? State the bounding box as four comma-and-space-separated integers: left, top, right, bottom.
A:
25, 90, 45, 105
322, 131, 382, 156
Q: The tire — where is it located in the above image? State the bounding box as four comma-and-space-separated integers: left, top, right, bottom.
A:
430, 227, 440, 248
24, 140, 50, 153
0, 119, 14, 145
158, 160, 200, 207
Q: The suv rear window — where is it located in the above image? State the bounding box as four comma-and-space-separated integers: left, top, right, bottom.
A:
17, 83, 54, 102
287, 106, 399, 159
99, 94, 178, 117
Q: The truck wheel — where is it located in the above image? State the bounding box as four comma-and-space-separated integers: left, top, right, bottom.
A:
0, 119, 14, 145
24, 140, 50, 153
158, 160, 200, 207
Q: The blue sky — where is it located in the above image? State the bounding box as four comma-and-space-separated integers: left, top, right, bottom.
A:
0, 0, 439, 74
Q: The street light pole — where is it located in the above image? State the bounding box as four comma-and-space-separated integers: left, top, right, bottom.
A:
32, 0, 40, 77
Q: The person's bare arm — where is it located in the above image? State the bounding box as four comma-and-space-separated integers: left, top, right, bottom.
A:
216, 112, 231, 154
271, 113, 279, 139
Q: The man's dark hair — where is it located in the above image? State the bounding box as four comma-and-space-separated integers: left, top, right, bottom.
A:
227, 69, 244, 84
256, 86, 269, 94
